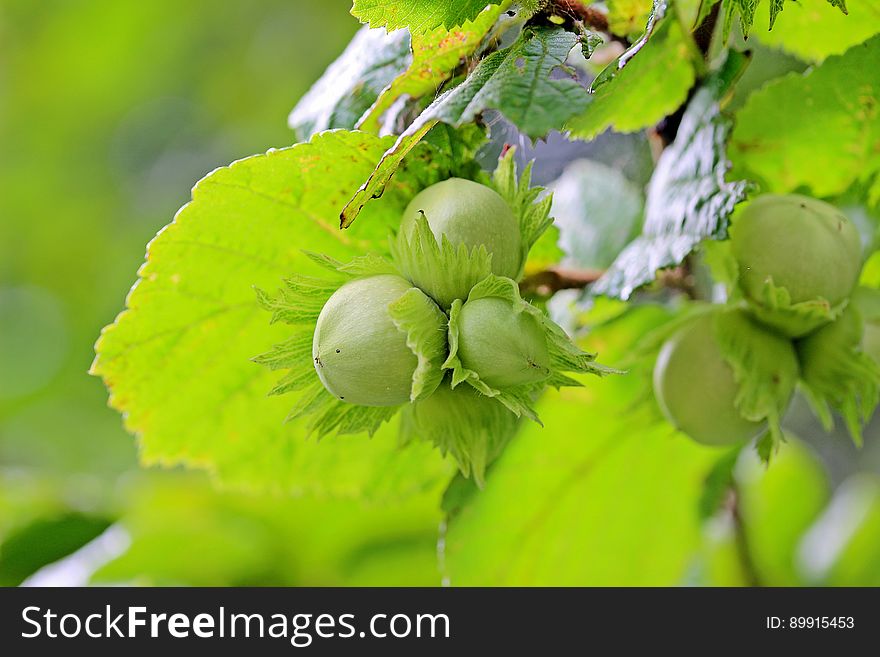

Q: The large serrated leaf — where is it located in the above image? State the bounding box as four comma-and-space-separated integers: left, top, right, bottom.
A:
592, 57, 751, 299
342, 26, 588, 227
723, 0, 852, 40
91, 130, 452, 499
351, 0, 505, 34
443, 374, 719, 585
566, 4, 697, 139
730, 35, 880, 198
722, 0, 760, 38
755, 0, 879, 63
288, 26, 411, 141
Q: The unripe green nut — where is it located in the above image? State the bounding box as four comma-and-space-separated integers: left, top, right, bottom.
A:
848, 287, 880, 364
402, 178, 522, 279
653, 312, 797, 446
456, 297, 550, 389
797, 304, 863, 375
731, 194, 861, 316
313, 275, 419, 407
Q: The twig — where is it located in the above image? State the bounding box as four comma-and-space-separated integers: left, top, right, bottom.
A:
519, 266, 604, 297
551, 0, 609, 32
545, 0, 630, 48
692, 1, 721, 56
727, 486, 763, 587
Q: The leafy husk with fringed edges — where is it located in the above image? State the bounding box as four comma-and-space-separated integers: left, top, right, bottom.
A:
400, 380, 519, 486
702, 237, 846, 338
705, 238, 880, 447
253, 251, 447, 438
390, 212, 493, 310
748, 277, 847, 339
444, 274, 620, 424
711, 307, 800, 463
796, 288, 880, 446
490, 147, 556, 280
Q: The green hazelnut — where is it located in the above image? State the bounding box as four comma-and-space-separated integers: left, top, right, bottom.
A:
653, 311, 798, 446
797, 305, 864, 382
731, 194, 861, 335
313, 275, 421, 407
799, 286, 880, 370
456, 296, 550, 389
402, 178, 522, 279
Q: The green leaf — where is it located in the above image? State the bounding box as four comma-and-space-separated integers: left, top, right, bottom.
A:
342, 26, 588, 227
443, 374, 719, 585
696, 0, 723, 26
92, 130, 452, 499
288, 26, 412, 141
358, 4, 506, 134
0, 513, 113, 586
566, 8, 697, 139
592, 54, 752, 299
607, 0, 655, 36
351, 0, 505, 34
755, 0, 877, 62
550, 159, 645, 270
722, 0, 760, 38
723, 0, 853, 40
729, 35, 880, 198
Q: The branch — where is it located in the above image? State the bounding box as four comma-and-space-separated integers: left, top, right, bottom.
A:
519, 266, 604, 297
545, 0, 630, 48
727, 486, 763, 587
551, 0, 609, 32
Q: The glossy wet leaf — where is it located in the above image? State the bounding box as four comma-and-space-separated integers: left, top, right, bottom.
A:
288, 26, 412, 141
343, 26, 588, 226
593, 57, 751, 299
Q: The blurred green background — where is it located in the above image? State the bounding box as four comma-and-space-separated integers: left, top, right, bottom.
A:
1, 1, 879, 586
